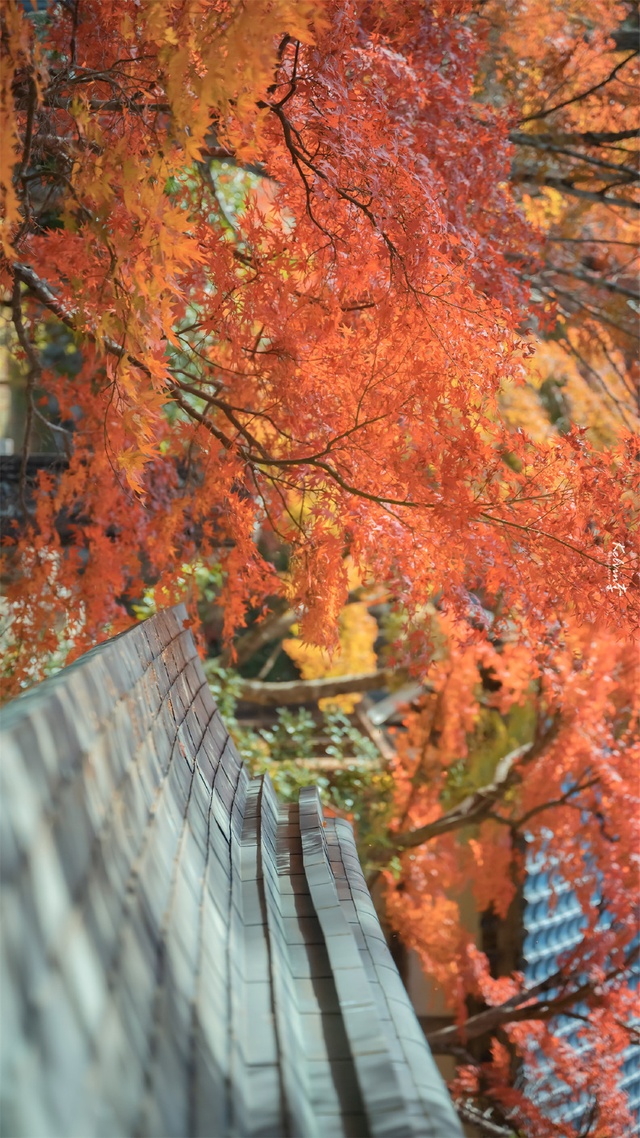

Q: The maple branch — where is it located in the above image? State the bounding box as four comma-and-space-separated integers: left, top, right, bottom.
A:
9, 264, 421, 508
537, 282, 638, 340
558, 338, 636, 428
271, 38, 300, 110
171, 380, 408, 505
168, 389, 235, 451
387, 742, 534, 852
585, 326, 640, 399
555, 301, 636, 345
506, 775, 600, 830
266, 102, 401, 269
10, 263, 633, 579
219, 602, 295, 667
477, 510, 632, 575
234, 669, 397, 706
425, 946, 639, 1051
256, 639, 285, 681
542, 263, 640, 301
547, 236, 639, 247
509, 131, 640, 180
519, 53, 637, 123
366, 725, 560, 876
519, 129, 639, 145
16, 75, 37, 209
12, 261, 89, 333
174, 380, 273, 457
265, 101, 336, 241
256, 454, 430, 511
29, 97, 172, 113
512, 172, 640, 210
68, 0, 80, 68
354, 698, 397, 764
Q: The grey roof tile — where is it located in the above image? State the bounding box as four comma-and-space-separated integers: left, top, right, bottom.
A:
0, 606, 461, 1138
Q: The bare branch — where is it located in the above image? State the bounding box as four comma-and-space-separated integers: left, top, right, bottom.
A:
235, 669, 397, 706
354, 697, 397, 764
290, 755, 381, 772
220, 603, 295, 667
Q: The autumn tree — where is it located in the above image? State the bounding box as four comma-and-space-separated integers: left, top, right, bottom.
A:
1, 0, 638, 1133
485, 0, 639, 442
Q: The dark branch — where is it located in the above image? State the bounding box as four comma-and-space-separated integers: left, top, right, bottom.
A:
512, 173, 640, 210
542, 263, 640, 301
220, 602, 295, 667
522, 129, 638, 144
386, 742, 534, 852
509, 131, 639, 181
519, 53, 637, 124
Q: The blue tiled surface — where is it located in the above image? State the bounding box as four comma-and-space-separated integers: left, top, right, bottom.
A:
523, 852, 640, 1130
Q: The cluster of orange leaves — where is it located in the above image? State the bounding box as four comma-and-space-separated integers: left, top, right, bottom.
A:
1, 0, 636, 692
384, 607, 639, 1130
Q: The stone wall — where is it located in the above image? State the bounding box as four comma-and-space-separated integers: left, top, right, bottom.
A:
0, 607, 461, 1137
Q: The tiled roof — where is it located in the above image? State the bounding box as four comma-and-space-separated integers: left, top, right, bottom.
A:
523, 853, 640, 1130
0, 606, 461, 1137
